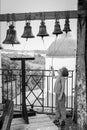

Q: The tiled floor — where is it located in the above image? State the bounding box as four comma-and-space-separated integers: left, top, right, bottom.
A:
48, 115, 78, 130
11, 114, 58, 130
10, 114, 78, 130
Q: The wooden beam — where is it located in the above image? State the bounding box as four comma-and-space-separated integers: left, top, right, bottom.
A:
0, 10, 86, 22
11, 57, 35, 60
1, 100, 14, 130
73, 0, 87, 128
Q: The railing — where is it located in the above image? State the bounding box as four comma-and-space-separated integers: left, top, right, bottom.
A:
0, 100, 14, 130
1, 69, 75, 114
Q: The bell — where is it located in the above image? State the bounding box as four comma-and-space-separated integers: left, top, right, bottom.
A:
37, 20, 49, 39
53, 20, 63, 36
63, 18, 71, 34
0, 44, 3, 49
3, 24, 20, 45
21, 22, 35, 40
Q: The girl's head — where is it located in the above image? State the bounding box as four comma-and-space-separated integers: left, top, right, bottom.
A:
59, 67, 68, 77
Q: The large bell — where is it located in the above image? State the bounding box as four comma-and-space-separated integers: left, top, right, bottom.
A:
3, 24, 20, 45
21, 22, 35, 40
53, 20, 63, 36
37, 20, 49, 39
63, 18, 71, 34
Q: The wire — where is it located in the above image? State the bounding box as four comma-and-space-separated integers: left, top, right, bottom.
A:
53, 33, 66, 55
42, 38, 46, 50
21, 41, 27, 58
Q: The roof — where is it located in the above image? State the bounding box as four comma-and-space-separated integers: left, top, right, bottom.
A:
46, 33, 77, 58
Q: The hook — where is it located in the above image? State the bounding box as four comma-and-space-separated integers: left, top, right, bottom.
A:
6, 13, 10, 25
11, 13, 15, 26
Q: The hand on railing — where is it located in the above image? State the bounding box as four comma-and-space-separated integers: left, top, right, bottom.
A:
49, 66, 55, 77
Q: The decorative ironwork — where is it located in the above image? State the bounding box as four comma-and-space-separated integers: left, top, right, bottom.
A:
2, 69, 75, 114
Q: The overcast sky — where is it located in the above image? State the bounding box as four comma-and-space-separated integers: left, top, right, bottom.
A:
0, 0, 77, 51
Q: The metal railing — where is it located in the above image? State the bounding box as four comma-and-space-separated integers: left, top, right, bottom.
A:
1, 69, 75, 114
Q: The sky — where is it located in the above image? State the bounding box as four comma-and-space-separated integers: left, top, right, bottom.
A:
0, 0, 77, 51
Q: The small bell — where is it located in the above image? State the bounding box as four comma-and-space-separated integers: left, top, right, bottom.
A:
63, 18, 71, 34
21, 22, 35, 40
0, 44, 3, 49
3, 24, 20, 46
37, 20, 49, 39
53, 20, 63, 37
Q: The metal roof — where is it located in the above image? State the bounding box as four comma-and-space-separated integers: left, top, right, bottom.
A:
46, 33, 77, 58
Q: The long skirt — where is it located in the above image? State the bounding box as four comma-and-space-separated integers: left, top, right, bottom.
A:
55, 93, 66, 121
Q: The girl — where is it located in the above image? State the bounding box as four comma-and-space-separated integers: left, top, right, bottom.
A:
53, 67, 68, 126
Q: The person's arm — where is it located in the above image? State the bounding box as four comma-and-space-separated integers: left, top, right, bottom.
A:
58, 77, 65, 100
51, 67, 55, 77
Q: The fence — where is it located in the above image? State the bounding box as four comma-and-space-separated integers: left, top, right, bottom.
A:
1, 69, 75, 114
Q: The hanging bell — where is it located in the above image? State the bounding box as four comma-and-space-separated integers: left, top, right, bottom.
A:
37, 20, 49, 39
63, 18, 71, 34
0, 44, 3, 49
21, 22, 35, 40
53, 20, 63, 36
3, 24, 20, 45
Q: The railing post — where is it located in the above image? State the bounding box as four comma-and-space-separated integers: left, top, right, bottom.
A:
0, 50, 2, 103
21, 59, 29, 124
0, 0, 2, 104
73, 0, 87, 129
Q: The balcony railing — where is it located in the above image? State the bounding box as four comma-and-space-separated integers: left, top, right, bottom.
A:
1, 69, 75, 114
